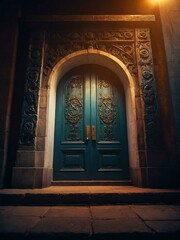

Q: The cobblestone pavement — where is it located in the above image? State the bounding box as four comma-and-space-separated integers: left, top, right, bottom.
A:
0, 205, 180, 239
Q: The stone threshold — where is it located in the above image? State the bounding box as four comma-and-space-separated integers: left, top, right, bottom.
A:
51, 180, 132, 186
0, 186, 180, 206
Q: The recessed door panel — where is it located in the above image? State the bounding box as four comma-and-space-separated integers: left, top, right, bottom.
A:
53, 65, 129, 180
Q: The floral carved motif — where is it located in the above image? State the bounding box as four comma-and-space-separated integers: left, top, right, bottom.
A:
43, 30, 137, 86
65, 97, 83, 124
64, 76, 83, 141
98, 96, 116, 124
19, 39, 43, 146
98, 77, 117, 141
136, 29, 161, 145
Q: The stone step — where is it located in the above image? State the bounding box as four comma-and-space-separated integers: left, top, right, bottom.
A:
51, 180, 132, 186
0, 186, 180, 206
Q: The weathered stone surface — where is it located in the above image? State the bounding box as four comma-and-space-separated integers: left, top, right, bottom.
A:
36, 137, 45, 151
31, 217, 91, 234
131, 205, 180, 220
0, 204, 180, 238
0, 216, 40, 233
37, 118, 46, 137
12, 206, 48, 217
93, 218, 151, 233
146, 220, 180, 232
45, 206, 90, 218
90, 206, 138, 219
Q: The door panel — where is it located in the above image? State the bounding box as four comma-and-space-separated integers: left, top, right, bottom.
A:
53, 65, 129, 180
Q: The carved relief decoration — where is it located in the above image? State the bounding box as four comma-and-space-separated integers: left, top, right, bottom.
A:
43, 30, 137, 85
104, 125, 113, 141
64, 76, 83, 141
19, 38, 43, 146
98, 95, 116, 124
65, 97, 83, 124
98, 78, 117, 141
135, 29, 161, 145
19, 28, 160, 147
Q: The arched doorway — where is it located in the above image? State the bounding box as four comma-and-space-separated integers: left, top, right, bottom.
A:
44, 49, 138, 186
53, 64, 129, 180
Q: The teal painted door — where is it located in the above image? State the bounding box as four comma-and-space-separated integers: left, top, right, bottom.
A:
53, 65, 129, 180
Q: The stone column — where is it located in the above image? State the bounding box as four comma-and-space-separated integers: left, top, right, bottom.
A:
12, 32, 52, 188
135, 28, 178, 187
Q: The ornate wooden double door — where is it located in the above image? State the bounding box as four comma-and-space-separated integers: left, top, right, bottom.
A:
53, 65, 129, 180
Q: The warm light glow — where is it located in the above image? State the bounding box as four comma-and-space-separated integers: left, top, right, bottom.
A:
151, 0, 168, 3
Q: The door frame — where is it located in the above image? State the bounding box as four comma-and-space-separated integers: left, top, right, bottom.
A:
44, 49, 138, 184
53, 64, 130, 180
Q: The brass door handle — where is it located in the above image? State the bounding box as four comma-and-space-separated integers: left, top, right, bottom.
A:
92, 125, 96, 141
86, 125, 91, 141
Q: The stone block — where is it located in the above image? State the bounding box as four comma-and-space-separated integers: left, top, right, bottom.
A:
16, 151, 35, 167
0, 206, 15, 216
130, 167, 143, 187
40, 88, 47, 97
90, 206, 138, 219
37, 119, 46, 137
0, 216, 40, 233
39, 96, 47, 108
12, 206, 48, 217
34, 168, 44, 188
36, 137, 45, 151
42, 168, 52, 188
12, 167, 36, 188
35, 151, 44, 167
12, 167, 52, 188
45, 206, 90, 218
31, 217, 91, 234
39, 107, 46, 119
93, 218, 151, 233
131, 205, 180, 221
145, 220, 180, 232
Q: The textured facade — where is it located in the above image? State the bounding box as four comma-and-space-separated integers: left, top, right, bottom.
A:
0, 0, 179, 188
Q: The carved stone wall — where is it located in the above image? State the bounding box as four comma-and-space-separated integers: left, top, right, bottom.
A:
19, 34, 44, 146
19, 29, 161, 153
42, 29, 161, 147
135, 29, 161, 146
43, 30, 138, 86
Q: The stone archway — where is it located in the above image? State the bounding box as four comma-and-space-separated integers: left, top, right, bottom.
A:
12, 27, 169, 188
44, 49, 139, 184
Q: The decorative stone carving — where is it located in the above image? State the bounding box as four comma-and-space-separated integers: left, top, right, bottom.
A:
135, 29, 161, 146
43, 30, 137, 85
20, 116, 37, 145
20, 28, 160, 147
97, 43, 137, 76
19, 38, 43, 146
